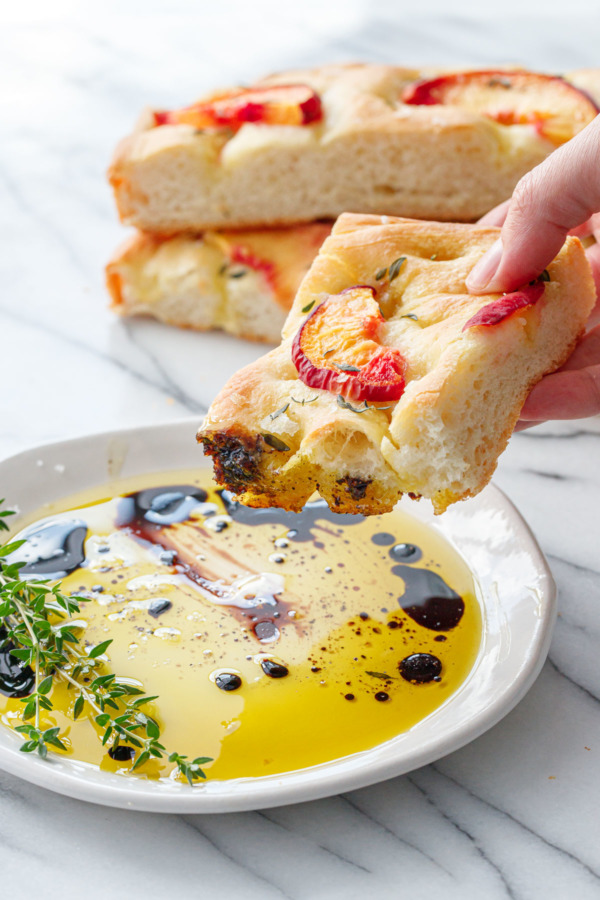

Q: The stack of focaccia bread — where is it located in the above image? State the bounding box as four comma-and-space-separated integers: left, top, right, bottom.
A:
107, 63, 599, 343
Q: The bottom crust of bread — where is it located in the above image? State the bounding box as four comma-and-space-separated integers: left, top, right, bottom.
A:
201, 425, 403, 515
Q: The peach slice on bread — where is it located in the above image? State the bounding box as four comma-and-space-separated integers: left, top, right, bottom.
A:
462, 281, 546, 331
292, 286, 406, 402
154, 84, 322, 130
403, 70, 598, 144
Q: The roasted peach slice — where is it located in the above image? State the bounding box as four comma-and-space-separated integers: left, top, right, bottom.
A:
154, 84, 322, 130
291, 287, 406, 402
463, 281, 545, 331
402, 70, 598, 144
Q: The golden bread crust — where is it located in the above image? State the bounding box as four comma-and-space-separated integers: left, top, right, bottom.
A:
198, 214, 596, 515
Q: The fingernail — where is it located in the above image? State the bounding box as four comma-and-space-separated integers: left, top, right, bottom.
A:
466, 238, 504, 292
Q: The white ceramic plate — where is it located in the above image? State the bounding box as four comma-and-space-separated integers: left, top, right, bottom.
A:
0, 419, 555, 813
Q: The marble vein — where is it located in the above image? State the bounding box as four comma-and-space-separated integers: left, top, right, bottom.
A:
546, 656, 600, 707
548, 552, 600, 579
180, 816, 293, 900
122, 320, 207, 415
0, 167, 92, 280
257, 809, 373, 875
339, 793, 452, 876
431, 765, 600, 885
0, 304, 200, 416
406, 774, 518, 899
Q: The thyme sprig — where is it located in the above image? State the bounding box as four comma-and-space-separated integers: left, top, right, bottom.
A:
0, 504, 211, 784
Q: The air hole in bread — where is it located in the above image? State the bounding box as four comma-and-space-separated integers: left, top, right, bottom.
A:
316, 427, 385, 480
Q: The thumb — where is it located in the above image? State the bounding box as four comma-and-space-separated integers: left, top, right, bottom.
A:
467, 115, 600, 294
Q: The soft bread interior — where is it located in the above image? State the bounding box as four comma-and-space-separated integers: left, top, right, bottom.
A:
109, 64, 582, 232
106, 223, 330, 342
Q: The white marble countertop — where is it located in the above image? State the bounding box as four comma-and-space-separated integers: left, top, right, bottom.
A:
2, 3, 600, 898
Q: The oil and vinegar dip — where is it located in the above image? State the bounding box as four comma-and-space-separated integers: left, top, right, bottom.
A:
0, 471, 481, 781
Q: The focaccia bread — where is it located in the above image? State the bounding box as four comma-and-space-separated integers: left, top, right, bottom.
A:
198, 214, 596, 515
106, 222, 331, 342
109, 64, 597, 233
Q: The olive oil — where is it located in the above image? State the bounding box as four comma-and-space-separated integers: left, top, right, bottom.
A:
0, 470, 481, 781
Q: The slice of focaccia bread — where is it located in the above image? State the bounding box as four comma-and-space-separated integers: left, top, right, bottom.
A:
106, 222, 331, 342
109, 64, 597, 233
198, 214, 596, 515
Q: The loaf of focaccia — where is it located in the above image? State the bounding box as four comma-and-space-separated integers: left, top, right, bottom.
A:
198, 214, 596, 515
109, 65, 597, 233
106, 222, 331, 342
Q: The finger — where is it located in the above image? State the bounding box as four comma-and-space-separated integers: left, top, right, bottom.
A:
569, 220, 594, 239
589, 212, 600, 242
477, 199, 511, 226
519, 364, 600, 421
571, 211, 600, 240
584, 244, 600, 327
514, 419, 538, 431
559, 325, 600, 370
467, 116, 600, 293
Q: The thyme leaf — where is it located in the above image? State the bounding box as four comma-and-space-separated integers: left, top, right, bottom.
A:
269, 403, 290, 421
336, 396, 393, 414
291, 395, 319, 405
388, 257, 406, 282
301, 300, 316, 314
334, 362, 361, 373
400, 313, 419, 321
261, 433, 291, 452
530, 269, 551, 286
365, 671, 396, 680
375, 267, 388, 281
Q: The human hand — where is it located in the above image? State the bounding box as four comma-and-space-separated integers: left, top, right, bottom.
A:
465, 116, 600, 427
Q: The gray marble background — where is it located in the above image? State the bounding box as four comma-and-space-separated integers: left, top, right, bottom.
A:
2, 3, 600, 897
